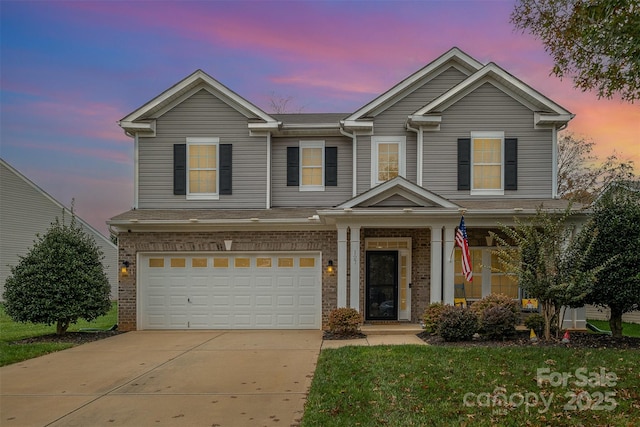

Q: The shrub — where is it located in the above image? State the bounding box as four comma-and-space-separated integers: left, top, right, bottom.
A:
524, 313, 546, 336
470, 293, 520, 319
422, 302, 447, 334
327, 308, 363, 335
481, 306, 519, 339
3, 213, 111, 335
437, 306, 478, 342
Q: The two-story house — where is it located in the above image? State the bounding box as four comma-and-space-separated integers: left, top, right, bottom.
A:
110, 47, 585, 331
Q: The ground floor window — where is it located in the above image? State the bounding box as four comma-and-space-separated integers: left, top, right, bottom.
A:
455, 246, 519, 300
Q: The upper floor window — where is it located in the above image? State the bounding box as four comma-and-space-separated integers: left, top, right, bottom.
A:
371, 136, 406, 186
471, 131, 503, 195
457, 133, 517, 194
300, 141, 324, 191
187, 137, 219, 200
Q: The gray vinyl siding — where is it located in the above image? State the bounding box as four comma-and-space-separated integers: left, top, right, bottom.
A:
271, 136, 352, 207
423, 82, 553, 198
137, 89, 267, 209
1, 161, 118, 299
357, 67, 468, 195
586, 305, 640, 324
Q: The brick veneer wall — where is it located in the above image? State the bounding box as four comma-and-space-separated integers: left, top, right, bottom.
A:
360, 228, 431, 323
118, 230, 337, 331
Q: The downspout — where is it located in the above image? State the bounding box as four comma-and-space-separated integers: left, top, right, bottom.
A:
551, 126, 558, 199
340, 125, 357, 197
133, 132, 139, 209
266, 132, 272, 208
405, 119, 423, 187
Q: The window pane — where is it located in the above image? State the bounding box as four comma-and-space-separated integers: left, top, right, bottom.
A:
301, 147, 321, 166
234, 258, 250, 268
474, 165, 501, 189
190, 145, 216, 168
213, 257, 229, 268
378, 143, 399, 181
257, 258, 272, 268
302, 168, 322, 185
278, 257, 294, 268
149, 258, 164, 268
300, 257, 315, 268
170, 258, 186, 268
192, 258, 207, 268
189, 170, 217, 193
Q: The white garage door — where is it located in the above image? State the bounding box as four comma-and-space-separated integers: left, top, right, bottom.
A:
138, 252, 321, 329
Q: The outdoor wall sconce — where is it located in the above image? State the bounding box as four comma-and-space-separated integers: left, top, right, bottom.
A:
327, 260, 334, 274
121, 261, 130, 277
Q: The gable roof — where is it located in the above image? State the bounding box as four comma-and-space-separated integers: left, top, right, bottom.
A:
119, 69, 278, 136
342, 47, 483, 128
410, 62, 574, 128
335, 176, 460, 210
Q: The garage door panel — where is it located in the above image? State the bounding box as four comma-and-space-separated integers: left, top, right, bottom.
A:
139, 253, 321, 329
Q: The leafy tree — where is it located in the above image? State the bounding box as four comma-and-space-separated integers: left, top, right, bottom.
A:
3, 212, 111, 335
511, 0, 640, 102
557, 133, 636, 203
580, 181, 640, 338
492, 207, 602, 340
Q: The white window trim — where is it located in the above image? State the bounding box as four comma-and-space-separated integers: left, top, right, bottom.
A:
299, 140, 325, 192
371, 136, 406, 186
470, 131, 504, 196
186, 137, 220, 200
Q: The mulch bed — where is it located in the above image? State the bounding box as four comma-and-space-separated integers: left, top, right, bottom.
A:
417, 331, 640, 349
11, 331, 124, 345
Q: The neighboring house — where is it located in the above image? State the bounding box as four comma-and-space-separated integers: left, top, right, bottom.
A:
110, 47, 586, 331
0, 159, 118, 299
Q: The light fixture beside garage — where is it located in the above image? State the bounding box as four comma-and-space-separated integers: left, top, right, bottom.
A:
327, 260, 335, 274
121, 260, 130, 277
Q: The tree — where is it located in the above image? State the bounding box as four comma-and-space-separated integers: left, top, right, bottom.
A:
3, 212, 111, 335
557, 133, 636, 203
492, 207, 602, 340
580, 181, 640, 338
268, 92, 305, 114
511, 0, 640, 102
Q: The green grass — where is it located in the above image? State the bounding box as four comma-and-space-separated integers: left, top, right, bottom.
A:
0, 302, 117, 366
587, 319, 640, 337
302, 345, 639, 426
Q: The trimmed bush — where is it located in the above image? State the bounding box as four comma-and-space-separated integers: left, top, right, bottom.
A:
470, 293, 520, 319
437, 306, 478, 342
422, 302, 447, 334
524, 313, 545, 336
327, 308, 363, 335
481, 306, 519, 339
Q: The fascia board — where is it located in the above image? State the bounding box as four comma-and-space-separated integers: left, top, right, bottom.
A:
118, 120, 156, 136
341, 119, 374, 130
344, 47, 483, 121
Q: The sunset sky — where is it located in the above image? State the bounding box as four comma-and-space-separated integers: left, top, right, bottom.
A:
1, 0, 638, 236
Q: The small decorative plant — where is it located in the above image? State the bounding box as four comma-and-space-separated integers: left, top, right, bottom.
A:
422, 302, 447, 334
437, 305, 478, 342
327, 308, 363, 335
481, 306, 519, 340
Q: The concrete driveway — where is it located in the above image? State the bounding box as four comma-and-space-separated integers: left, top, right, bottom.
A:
0, 330, 322, 426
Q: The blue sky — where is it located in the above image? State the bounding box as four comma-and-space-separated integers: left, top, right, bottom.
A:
1, 0, 638, 235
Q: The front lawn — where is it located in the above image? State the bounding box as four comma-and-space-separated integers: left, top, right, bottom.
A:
588, 319, 640, 337
302, 345, 639, 426
0, 302, 118, 366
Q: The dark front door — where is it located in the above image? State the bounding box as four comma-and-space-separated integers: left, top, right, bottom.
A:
366, 251, 398, 320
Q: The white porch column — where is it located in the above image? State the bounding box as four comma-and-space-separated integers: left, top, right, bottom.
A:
430, 226, 443, 303
442, 226, 456, 305
337, 225, 348, 308
349, 225, 361, 311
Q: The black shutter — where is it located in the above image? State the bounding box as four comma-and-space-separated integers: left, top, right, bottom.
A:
325, 147, 338, 186
457, 138, 471, 191
504, 138, 518, 190
287, 146, 299, 186
219, 144, 232, 195
173, 144, 187, 195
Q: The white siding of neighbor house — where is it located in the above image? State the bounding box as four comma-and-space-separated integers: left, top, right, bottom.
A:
0, 160, 118, 299
423, 82, 553, 198
356, 66, 470, 195
137, 89, 268, 209
586, 305, 640, 324
270, 136, 353, 207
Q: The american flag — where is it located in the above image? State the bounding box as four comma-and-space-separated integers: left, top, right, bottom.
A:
456, 216, 473, 282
